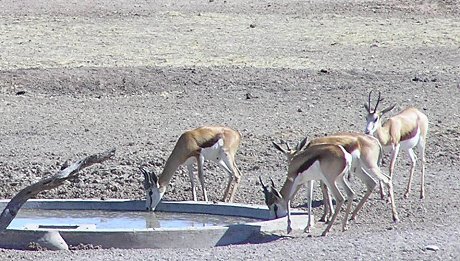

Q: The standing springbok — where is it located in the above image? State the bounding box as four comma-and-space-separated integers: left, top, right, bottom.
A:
140, 126, 242, 211
364, 90, 429, 199
261, 143, 353, 236
271, 132, 399, 230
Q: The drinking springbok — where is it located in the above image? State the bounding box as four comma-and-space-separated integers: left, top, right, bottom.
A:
141, 126, 242, 211
261, 143, 353, 236
271, 132, 399, 232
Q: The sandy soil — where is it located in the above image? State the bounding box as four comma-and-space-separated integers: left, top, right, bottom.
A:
0, 0, 459, 260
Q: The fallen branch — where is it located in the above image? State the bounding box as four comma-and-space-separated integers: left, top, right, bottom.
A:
0, 148, 116, 231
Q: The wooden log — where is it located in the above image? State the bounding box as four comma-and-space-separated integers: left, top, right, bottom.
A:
0, 148, 116, 231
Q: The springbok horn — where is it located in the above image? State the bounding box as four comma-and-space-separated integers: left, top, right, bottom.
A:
259, 176, 267, 189
374, 91, 383, 112
285, 141, 292, 151
272, 141, 286, 154
259, 177, 271, 197
140, 167, 152, 188
269, 177, 276, 188
296, 137, 308, 151
367, 90, 373, 113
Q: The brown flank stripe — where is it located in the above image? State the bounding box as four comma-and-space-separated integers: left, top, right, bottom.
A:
401, 127, 419, 141
199, 134, 223, 149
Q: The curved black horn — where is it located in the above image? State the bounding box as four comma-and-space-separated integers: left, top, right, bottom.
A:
272, 141, 286, 154
259, 177, 270, 196
374, 91, 383, 112
140, 166, 158, 185
367, 90, 373, 113
296, 137, 308, 151
259, 176, 267, 189
269, 177, 276, 188
139, 166, 152, 188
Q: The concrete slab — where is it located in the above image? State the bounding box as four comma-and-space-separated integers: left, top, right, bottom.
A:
0, 199, 311, 249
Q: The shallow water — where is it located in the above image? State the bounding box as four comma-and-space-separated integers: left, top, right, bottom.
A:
8, 209, 260, 230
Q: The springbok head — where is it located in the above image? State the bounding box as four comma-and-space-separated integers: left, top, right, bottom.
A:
259, 176, 287, 219
272, 137, 308, 161
364, 90, 396, 135
140, 166, 162, 211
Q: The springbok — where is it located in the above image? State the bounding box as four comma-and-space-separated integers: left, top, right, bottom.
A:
364, 90, 429, 199
261, 143, 353, 236
272, 139, 334, 223
140, 126, 242, 211
271, 132, 399, 230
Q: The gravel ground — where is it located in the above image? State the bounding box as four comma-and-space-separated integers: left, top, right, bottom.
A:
0, 0, 459, 260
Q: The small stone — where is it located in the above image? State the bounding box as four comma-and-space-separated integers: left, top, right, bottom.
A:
245, 92, 258, 99
425, 245, 439, 251
36, 231, 69, 250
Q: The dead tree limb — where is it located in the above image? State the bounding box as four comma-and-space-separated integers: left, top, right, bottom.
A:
0, 148, 116, 231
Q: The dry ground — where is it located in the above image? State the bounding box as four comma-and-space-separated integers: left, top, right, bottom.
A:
0, 0, 459, 260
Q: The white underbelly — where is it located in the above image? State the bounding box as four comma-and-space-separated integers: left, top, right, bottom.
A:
184, 138, 225, 165
349, 149, 360, 169
201, 138, 224, 161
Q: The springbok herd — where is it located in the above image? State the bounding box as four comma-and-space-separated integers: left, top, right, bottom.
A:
140, 90, 428, 236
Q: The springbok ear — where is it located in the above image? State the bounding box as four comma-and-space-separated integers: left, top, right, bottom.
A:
381, 104, 396, 114
272, 141, 287, 154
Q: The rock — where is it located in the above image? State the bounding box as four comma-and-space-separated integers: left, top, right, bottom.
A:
35, 231, 69, 250
424, 245, 439, 251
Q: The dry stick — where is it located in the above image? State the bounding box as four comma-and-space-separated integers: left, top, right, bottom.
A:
0, 148, 116, 231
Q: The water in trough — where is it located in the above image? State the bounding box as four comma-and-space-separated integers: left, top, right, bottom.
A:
8, 209, 260, 230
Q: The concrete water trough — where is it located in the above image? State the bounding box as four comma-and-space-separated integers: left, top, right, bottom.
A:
0, 199, 310, 249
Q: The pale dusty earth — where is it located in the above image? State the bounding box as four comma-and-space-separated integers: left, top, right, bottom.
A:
0, 0, 459, 260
